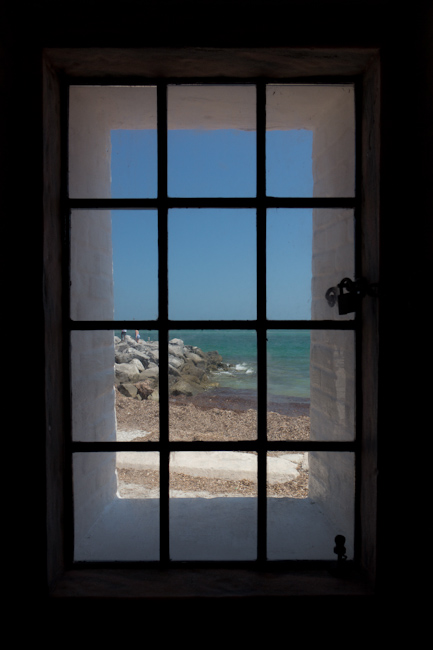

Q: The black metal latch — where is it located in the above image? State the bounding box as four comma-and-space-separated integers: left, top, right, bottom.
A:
326, 277, 378, 315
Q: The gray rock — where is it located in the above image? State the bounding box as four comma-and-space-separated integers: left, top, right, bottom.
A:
140, 363, 159, 379
181, 359, 207, 381
115, 349, 150, 369
115, 362, 141, 384
117, 383, 138, 399
170, 378, 202, 397
185, 351, 206, 366
113, 336, 227, 399
169, 354, 185, 370
130, 358, 145, 372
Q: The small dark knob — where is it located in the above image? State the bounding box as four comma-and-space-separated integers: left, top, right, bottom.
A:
334, 535, 347, 562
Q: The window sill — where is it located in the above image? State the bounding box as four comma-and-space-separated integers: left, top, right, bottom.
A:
49, 566, 374, 600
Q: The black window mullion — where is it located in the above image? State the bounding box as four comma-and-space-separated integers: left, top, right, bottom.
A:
64, 78, 75, 568
69, 319, 356, 331
256, 81, 267, 563
353, 77, 363, 563
68, 197, 356, 210
157, 81, 170, 565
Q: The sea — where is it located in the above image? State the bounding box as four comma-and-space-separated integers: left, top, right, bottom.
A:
116, 329, 310, 416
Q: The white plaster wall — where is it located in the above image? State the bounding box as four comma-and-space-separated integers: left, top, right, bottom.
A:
306, 451, 355, 539
73, 452, 118, 546
311, 208, 355, 320
71, 330, 117, 442
167, 85, 256, 130
69, 87, 159, 545
267, 85, 356, 538
308, 88, 356, 537
309, 330, 355, 441
311, 87, 355, 198
69, 86, 158, 198
71, 330, 117, 546
70, 210, 114, 321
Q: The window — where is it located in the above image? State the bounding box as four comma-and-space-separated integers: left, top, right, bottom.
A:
67, 80, 359, 565
42, 46, 379, 596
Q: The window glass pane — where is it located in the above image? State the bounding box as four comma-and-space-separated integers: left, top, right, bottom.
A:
311, 209, 355, 321
111, 130, 157, 198
267, 208, 355, 321
73, 452, 159, 561
116, 451, 160, 498
115, 330, 160, 440
267, 330, 310, 440
267, 130, 313, 197
267, 452, 354, 560
310, 330, 355, 442
168, 209, 256, 320
169, 451, 257, 560
111, 210, 158, 320
266, 85, 355, 197
168, 330, 257, 441
168, 85, 256, 197
267, 451, 309, 498
69, 86, 157, 198
71, 330, 117, 442
71, 330, 159, 442
267, 209, 313, 320
70, 210, 158, 321
267, 329, 355, 442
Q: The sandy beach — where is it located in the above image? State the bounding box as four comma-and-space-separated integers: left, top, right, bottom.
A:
115, 390, 310, 498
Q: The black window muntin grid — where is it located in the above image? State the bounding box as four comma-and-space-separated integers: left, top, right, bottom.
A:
65, 77, 361, 569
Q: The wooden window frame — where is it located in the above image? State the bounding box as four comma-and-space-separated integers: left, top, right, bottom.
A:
43, 48, 380, 599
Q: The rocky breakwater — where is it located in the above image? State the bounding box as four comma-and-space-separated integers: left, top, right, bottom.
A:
114, 334, 231, 401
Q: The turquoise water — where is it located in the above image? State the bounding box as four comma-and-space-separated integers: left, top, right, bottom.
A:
117, 329, 310, 400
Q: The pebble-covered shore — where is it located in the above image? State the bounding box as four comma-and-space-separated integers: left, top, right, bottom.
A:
115, 391, 310, 498
115, 390, 310, 442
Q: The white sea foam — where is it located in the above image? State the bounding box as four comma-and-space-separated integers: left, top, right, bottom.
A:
212, 363, 255, 378
234, 363, 255, 374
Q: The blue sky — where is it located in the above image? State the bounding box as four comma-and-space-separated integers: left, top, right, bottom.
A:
110, 128, 313, 320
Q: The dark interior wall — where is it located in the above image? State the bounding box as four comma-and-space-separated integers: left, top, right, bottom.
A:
376, 6, 432, 603
1, 0, 431, 608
